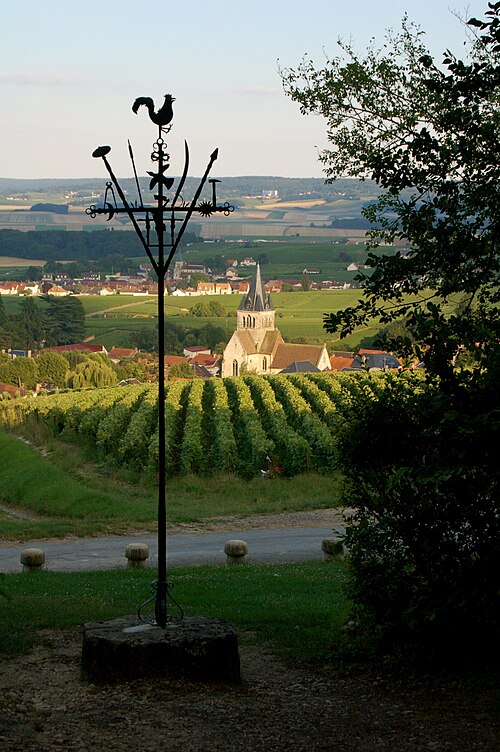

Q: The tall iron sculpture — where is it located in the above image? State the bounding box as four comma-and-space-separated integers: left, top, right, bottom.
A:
87, 95, 233, 627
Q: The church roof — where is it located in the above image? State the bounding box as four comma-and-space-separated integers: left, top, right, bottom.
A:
271, 343, 326, 371
238, 264, 274, 312
279, 360, 321, 373
235, 330, 259, 354
234, 329, 283, 356
260, 330, 283, 355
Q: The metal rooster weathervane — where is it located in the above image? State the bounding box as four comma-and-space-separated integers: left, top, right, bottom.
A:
86, 94, 234, 629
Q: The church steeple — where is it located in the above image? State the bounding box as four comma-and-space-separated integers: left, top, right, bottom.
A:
236, 264, 275, 342
238, 264, 274, 312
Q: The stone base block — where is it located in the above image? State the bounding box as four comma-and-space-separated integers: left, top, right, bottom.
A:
81, 615, 240, 683
20, 547, 45, 572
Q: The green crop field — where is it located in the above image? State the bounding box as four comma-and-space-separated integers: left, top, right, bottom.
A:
0, 371, 424, 481
80, 288, 380, 350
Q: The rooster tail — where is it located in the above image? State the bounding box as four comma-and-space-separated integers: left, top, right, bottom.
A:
132, 96, 154, 114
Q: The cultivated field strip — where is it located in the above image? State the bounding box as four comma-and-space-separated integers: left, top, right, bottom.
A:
0, 372, 423, 478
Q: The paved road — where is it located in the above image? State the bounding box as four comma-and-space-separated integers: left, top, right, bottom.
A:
0, 525, 345, 573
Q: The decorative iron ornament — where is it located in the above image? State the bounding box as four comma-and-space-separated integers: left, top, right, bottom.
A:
87, 95, 234, 628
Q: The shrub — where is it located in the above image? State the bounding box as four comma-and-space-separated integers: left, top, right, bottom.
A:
338, 369, 500, 663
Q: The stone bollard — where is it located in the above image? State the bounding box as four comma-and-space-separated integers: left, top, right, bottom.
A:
224, 539, 248, 564
20, 548, 45, 572
321, 537, 345, 562
125, 543, 150, 569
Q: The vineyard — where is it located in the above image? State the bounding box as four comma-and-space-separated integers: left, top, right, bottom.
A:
0, 372, 424, 479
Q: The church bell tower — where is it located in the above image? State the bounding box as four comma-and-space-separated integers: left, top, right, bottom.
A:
236, 264, 275, 347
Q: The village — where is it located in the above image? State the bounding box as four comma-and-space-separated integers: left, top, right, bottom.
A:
0, 262, 404, 399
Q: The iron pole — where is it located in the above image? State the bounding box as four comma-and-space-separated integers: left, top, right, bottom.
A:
155, 140, 167, 628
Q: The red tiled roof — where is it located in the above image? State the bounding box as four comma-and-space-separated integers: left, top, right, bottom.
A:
0, 382, 27, 397
43, 343, 107, 353
191, 353, 221, 367
108, 347, 137, 359
164, 355, 190, 367
271, 343, 325, 370
330, 355, 354, 371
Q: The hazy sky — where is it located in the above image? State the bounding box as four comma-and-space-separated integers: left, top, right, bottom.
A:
0, 0, 488, 180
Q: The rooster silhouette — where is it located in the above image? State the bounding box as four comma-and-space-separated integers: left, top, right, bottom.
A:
132, 94, 175, 132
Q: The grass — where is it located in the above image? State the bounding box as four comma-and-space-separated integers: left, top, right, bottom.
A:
81, 288, 375, 348
0, 561, 351, 661
0, 431, 343, 541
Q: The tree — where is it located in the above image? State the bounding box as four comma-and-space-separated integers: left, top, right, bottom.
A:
0, 295, 7, 327
44, 296, 85, 346
35, 351, 69, 387
9, 357, 38, 389
66, 359, 117, 389
282, 5, 500, 662
190, 300, 226, 317
189, 272, 209, 288
20, 297, 45, 350
281, 5, 500, 380
168, 363, 194, 379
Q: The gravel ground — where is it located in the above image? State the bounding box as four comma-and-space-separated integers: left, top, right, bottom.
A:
1, 510, 498, 750
0, 628, 498, 752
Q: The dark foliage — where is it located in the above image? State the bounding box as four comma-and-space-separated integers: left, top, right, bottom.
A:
283, 4, 500, 663
338, 369, 500, 663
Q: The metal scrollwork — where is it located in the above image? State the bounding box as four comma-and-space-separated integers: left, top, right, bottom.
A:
86, 94, 235, 629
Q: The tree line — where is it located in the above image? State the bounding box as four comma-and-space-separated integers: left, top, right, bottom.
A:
282, 3, 500, 665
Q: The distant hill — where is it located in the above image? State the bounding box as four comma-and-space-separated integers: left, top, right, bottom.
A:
0, 176, 382, 205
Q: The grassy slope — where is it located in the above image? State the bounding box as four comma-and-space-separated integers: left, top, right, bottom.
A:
0, 431, 342, 541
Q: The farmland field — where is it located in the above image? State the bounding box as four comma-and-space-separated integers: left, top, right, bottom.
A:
0, 287, 385, 350
80, 289, 377, 349
0, 371, 424, 481
0, 256, 45, 267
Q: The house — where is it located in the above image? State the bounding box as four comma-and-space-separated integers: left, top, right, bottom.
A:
0, 281, 23, 295
225, 268, 239, 279
190, 353, 221, 376
264, 280, 284, 293
5, 348, 32, 358
23, 282, 41, 295
221, 265, 330, 377
347, 262, 371, 272
42, 343, 108, 355
240, 257, 257, 267
0, 382, 27, 397
183, 346, 211, 359
330, 348, 402, 371
330, 352, 355, 371
214, 282, 232, 295
41, 282, 70, 296
164, 355, 191, 375
348, 349, 402, 371
231, 281, 250, 294
279, 360, 321, 374
196, 281, 232, 295
108, 347, 138, 364
172, 261, 207, 281
171, 287, 197, 296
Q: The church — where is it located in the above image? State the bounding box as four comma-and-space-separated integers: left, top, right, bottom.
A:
221, 265, 330, 377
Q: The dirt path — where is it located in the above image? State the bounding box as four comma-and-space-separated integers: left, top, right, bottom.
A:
0, 628, 498, 752
85, 301, 155, 317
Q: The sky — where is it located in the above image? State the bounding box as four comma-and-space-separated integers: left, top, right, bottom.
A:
0, 0, 489, 180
